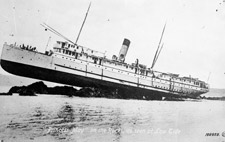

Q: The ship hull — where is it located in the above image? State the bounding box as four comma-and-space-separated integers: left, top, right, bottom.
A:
0, 44, 207, 99
0, 59, 166, 100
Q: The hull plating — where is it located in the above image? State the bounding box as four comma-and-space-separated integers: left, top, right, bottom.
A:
0, 45, 207, 99
0, 59, 167, 100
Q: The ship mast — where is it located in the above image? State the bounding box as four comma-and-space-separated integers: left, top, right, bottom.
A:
151, 23, 166, 69
41, 3, 92, 46
74, 2, 92, 46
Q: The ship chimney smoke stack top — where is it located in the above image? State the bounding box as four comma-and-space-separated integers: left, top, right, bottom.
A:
118, 38, 130, 62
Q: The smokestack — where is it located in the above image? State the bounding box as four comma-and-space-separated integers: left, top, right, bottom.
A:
118, 38, 130, 62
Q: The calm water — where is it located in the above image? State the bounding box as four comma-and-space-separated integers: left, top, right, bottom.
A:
0, 95, 225, 142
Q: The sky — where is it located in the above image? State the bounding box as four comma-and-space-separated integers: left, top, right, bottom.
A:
0, 0, 225, 88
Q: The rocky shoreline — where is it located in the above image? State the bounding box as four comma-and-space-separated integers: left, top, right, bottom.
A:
0, 81, 224, 101
0, 81, 124, 98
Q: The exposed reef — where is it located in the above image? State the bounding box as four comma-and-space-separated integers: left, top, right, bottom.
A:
1, 81, 223, 101
0, 81, 129, 99
6, 81, 76, 96
0, 81, 160, 100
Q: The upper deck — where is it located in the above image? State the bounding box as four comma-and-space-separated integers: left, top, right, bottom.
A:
52, 41, 209, 91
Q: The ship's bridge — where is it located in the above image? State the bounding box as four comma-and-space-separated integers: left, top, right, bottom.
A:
53, 41, 105, 57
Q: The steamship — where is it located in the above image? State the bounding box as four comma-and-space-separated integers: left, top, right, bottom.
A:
0, 38, 209, 99
0, 3, 209, 99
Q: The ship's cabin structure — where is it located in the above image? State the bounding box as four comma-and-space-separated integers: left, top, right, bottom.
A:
51, 40, 209, 91
159, 73, 209, 89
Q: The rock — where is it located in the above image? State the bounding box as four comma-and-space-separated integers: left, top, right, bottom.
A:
6, 81, 77, 96
74, 87, 126, 99
4, 81, 162, 99
47, 86, 77, 96
27, 81, 48, 94
4, 81, 164, 100
0, 92, 11, 96
7, 81, 48, 96
19, 89, 36, 96
163, 97, 185, 101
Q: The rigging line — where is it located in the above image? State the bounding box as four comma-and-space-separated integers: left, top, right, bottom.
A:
41, 23, 75, 44
41, 23, 63, 38
153, 43, 164, 68
42, 25, 74, 45
151, 22, 167, 69
42, 24, 101, 55
42, 23, 104, 54
42, 23, 72, 41
41, 24, 68, 41
75, 2, 92, 45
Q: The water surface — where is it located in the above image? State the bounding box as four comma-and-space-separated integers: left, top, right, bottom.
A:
0, 95, 225, 142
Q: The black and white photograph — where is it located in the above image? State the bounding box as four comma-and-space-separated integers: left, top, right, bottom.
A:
0, 0, 225, 141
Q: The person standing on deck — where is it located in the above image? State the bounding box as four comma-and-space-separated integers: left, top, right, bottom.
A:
135, 59, 139, 74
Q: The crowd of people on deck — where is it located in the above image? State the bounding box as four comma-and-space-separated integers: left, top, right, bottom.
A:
20, 44, 37, 52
